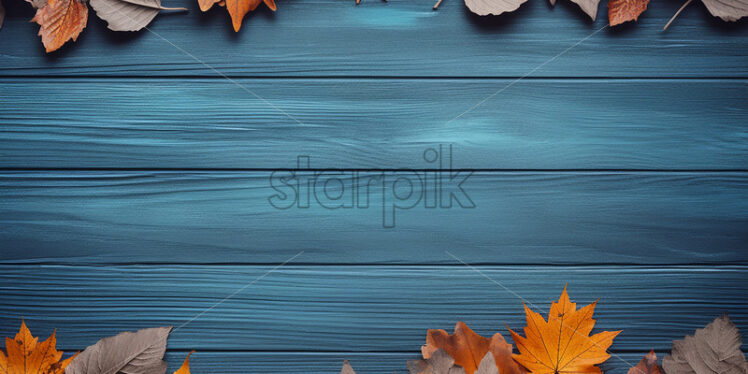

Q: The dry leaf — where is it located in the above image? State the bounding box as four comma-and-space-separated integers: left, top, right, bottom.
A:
0, 320, 78, 374
608, 0, 649, 26
509, 286, 621, 374
628, 350, 663, 374
701, 0, 748, 20
340, 359, 357, 374
65, 326, 172, 374
422, 321, 526, 374
89, 0, 186, 32
408, 349, 466, 374
32, 0, 88, 53
549, 0, 601, 20
213, 0, 276, 32
662, 314, 748, 374
174, 351, 195, 374
464, 0, 529, 16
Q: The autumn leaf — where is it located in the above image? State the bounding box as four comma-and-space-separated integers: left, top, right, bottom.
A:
0, 320, 78, 374
608, 0, 649, 26
549, 0, 601, 21
32, 0, 88, 53
65, 326, 172, 374
89, 0, 187, 32
628, 350, 662, 374
204, 0, 276, 32
662, 314, 748, 374
464, 0, 529, 16
508, 286, 621, 374
664, 0, 747, 29
422, 321, 526, 374
174, 351, 195, 374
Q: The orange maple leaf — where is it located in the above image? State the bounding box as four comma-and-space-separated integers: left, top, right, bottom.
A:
31, 0, 88, 53
422, 321, 527, 374
199, 0, 276, 32
0, 320, 78, 374
608, 0, 650, 26
174, 351, 195, 374
508, 286, 621, 374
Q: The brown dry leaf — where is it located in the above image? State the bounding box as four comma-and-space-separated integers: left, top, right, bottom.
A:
608, 0, 650, 26
32, 0, 88, 52
628, 350, 663, 374
508, 286, 621, 374
206, 0, 276, 32
662, 314, 748, 374
422, 321, 526, 374
174, 351, 195, 374
0, 320, 78, 374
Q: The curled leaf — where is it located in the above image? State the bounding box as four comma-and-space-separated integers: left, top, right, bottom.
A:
65, 326, 172, 374
89, 0, 187, 32
662, 314, 748, 374
32, 0, 88, 53
608, 0, 650, 26
628, 350, 663, 374
464, 0, 529, 16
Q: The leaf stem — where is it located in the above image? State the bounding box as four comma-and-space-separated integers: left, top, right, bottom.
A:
663, 0, 693, 31
433, 0, 443, 10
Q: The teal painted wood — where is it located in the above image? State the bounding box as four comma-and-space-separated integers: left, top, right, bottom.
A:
1, 79, 747, 170
1, 172, 746, 264
0, 0, 746, 77
0, 265, 745, 352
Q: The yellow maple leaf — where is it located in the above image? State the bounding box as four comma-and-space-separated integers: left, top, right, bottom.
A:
0, 320, 78, 374
508, 286, 621, 374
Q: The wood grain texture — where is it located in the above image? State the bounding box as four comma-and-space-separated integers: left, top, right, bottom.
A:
1, 79, 746, 170
0, 265, 745, 352
0, 0, 746, 77
1, 172, 746, 264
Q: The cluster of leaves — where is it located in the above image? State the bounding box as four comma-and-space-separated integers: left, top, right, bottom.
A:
0, 322, 195, 374
0, 0, 746, 54
341, 287, 748, 374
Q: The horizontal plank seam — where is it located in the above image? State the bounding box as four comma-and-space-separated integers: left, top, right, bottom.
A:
1, 168, 748, 173
0, 76, 747, 81
1, 263, 746, 268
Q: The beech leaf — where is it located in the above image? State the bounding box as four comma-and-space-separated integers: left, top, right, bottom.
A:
628, 350, 663, 374
662, 314, 748, 374
32, 0, 88, 53
65, 326, 173, 374
608, 0, 649, 25
464, 0, 529, 16
89, 0, 186, 32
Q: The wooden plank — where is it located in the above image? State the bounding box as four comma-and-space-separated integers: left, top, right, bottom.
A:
1, 172, 746, 264
157, 351, 672, 374
0, 265, 745, 352
1, 79, 746, 170
0, 0, 746, 77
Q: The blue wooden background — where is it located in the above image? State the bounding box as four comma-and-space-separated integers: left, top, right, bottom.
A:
0, 0, 746, 373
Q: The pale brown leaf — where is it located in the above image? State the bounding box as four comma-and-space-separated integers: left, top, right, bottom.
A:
662, 315, 748, 374
464, 0, 529, 16
340, 360, 357, 374
701, 0, 748, 20
89, 0, 186, 32
65, 326, 172, 374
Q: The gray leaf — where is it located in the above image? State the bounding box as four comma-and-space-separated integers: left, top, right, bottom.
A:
663, 315, 748, 374
408, 349, 468, 374
65, 326, 172, 374
89, 0, 186, 32
341, 360, 357, 374
475, 352, 499, 374
701, 0, 748, 21
464, 0, 529, 16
